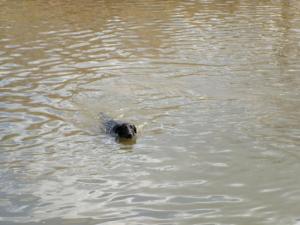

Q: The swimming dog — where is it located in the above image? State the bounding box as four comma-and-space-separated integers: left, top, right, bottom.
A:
100, 113, 137, 140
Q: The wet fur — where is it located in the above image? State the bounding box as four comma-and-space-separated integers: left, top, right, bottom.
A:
101, 114, 137, 139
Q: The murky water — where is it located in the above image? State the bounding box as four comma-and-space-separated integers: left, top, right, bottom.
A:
1, 0, 300, 224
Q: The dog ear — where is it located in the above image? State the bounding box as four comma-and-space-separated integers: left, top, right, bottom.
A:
113, 124, 121, 133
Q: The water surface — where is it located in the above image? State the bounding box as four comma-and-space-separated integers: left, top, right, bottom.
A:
0, 0, 300, 224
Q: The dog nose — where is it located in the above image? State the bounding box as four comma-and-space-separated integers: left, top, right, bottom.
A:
126, 134, 133, 139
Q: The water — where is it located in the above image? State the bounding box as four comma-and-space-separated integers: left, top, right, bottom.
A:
1, 0, 300, 224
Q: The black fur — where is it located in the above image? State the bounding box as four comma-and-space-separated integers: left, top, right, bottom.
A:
113, 123, 137, 139
101, 113, 137, 139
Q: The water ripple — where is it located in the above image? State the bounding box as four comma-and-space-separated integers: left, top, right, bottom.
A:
1, 0, 300, 224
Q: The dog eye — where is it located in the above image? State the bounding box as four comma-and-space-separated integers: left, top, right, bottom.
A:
130, 125, 136, 132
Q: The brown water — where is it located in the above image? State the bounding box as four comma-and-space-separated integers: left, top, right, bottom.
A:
1, 0, 300, 224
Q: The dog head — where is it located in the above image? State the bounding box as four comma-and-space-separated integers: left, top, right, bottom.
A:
114, 123, 137, 139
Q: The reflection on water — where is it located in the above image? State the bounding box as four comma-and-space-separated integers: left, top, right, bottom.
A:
0, 0, 300, 224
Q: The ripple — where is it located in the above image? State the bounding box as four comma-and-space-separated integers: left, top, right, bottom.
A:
169, 195, 242, 204
1, 0, 300, 224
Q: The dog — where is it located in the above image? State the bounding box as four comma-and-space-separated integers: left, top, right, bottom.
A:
100, 113, 137, 140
